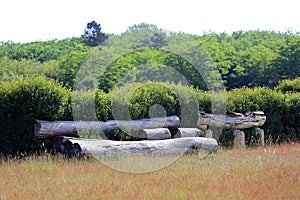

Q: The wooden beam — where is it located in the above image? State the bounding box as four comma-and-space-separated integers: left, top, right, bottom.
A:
198, 111, 266, 129
35, 116, 180, 138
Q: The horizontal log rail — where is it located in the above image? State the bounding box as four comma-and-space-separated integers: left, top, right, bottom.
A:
198, 111, 266, 129
35, 111, 266, 141
53, 136, 218, 157
34, 116, 180, 138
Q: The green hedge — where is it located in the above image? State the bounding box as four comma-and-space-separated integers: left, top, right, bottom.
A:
109, 82, 201, 128
275, 77, 300, 93
0, 77, 70, 156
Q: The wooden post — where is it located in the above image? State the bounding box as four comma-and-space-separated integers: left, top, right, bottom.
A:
233, 130, 245, 148
205, 129, 213, 138
255, 127, 265, 147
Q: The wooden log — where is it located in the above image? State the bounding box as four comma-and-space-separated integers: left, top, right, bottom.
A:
204, 129, 213, 138
171, 128, 205, 138
35, 116, 180, 138
233, 130, 246, 148
198, 111, 266, 129
136, 128, 171, 140
53, 136, 218, 157
198, 124, 208, 131
255, 128, 265, 147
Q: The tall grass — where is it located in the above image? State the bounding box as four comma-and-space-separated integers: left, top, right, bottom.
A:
1, 143, 299, 200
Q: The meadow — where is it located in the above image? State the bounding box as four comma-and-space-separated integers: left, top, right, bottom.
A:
1, 143, 299, 200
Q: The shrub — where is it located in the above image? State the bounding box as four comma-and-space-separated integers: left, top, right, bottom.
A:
0, 77, 70, 156
275, 77, 300, 93
109, 82, 179, 121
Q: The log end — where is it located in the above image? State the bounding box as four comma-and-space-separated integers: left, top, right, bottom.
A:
34, 120, 42, 137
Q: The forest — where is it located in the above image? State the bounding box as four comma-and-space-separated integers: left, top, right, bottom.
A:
0, 22, 299, 155
1, 23, 299, 90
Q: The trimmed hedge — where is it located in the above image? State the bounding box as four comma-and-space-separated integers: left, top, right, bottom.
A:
0, 77, 70, 156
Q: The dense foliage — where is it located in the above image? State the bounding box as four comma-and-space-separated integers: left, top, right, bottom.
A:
1, 27, 299, 90
275, 77, 300, 93
199, 31, 300, 88
0, 77, 70, 156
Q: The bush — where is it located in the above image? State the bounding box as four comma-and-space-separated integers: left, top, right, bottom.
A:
0, 77, 70, 156
275, 77, 300, 93
109, 82, 180, 121
110, 82, 201, 127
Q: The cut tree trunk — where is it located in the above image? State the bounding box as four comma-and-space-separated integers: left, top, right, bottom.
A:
136, 128, 171, 140
35, 116, 180, 138
171, 128, 205, 138
198, 111, 266, 129
53, 136, 218, 157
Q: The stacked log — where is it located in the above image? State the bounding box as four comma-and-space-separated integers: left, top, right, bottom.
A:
35, 111, 266, 156
136, 128, 171, 140
53, 136, 218, 157
35, 115, 180, 138
171, 128, 205, 138
35, 111, 266, 139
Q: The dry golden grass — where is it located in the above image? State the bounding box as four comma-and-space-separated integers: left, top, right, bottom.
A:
1, 143, 299, 200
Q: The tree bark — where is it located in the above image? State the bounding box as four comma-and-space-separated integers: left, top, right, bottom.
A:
35, 116, 180, 138
53, 136, 218, 157
171, 128, 205, 138
136, 128, 171, 140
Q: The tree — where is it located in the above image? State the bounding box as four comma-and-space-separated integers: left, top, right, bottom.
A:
133, 32, 168, 49
126, 23, 158, 33
82, 21, 108, 47
274, 34, 300, 82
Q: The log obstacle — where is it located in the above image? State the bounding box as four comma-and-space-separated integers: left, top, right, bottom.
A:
171, 128, 205, 138
35, 111, 266, 139
34, 116, 180, 138
198, 111, 266, 129
52, 136, 218, 157
35, 111, 266, 156
198, 111, 266, 147
137, 128, 171, 140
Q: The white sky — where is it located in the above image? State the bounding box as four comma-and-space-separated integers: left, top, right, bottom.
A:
0, 0, 299, 43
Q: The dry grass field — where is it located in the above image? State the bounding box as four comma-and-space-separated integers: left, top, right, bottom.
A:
1, 143, 299, 200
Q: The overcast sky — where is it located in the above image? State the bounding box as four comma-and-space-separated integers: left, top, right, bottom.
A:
1, 0, 299, 43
